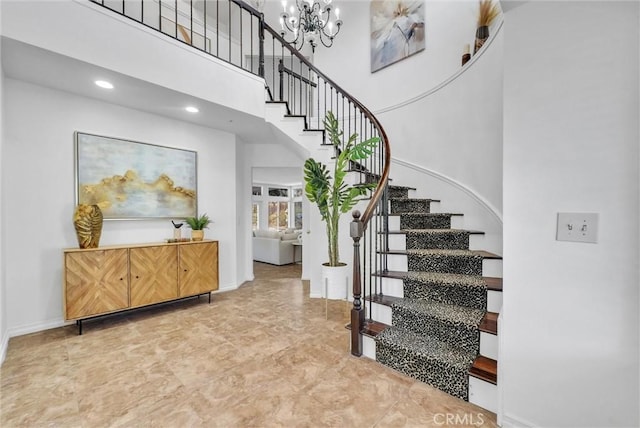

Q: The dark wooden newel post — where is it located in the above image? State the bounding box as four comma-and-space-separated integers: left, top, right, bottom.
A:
350, 210, 364, 356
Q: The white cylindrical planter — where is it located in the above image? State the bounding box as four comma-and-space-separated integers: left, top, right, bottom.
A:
322, 263, 350, 300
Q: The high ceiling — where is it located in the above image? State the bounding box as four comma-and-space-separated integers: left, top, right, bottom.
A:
1, 37, 277, 145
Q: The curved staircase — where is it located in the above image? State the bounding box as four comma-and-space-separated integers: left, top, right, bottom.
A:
89, 0, 500, 414
355, 184, 501, 412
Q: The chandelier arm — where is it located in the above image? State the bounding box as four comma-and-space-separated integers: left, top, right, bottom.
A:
279, 0, 343, 51
319, 37, 333, 48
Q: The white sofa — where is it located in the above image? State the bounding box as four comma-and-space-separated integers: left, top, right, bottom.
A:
253, 229, 302, 265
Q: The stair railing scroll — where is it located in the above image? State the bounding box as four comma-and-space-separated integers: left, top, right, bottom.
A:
89, 0, 391, 357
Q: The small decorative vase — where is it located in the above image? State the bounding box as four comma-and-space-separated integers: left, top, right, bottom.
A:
191, 230, 204, 241
73, 204, 103, 249
462, 43, 471, 66
173, 228, 182, 240
474, 25, 489, 54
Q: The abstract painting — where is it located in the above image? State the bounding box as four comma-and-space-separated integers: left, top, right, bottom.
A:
75, 132, 197, 220
370, 0, 425, 72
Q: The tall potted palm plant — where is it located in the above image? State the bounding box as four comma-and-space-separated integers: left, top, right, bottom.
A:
304, 111, 379, 298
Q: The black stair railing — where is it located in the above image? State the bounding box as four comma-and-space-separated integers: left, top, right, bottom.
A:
89, 0, 390, 357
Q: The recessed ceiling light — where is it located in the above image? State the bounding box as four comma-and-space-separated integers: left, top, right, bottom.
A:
185, 106, 199, 113
95, 80, 114, 89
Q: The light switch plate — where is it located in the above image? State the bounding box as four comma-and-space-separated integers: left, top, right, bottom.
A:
556, 213, 598, 243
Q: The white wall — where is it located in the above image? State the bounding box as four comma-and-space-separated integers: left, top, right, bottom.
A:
376, 31, 504, 216
312, 0, 504, 217
312, 0, 501, 111
0, 1, 7, 364
3, 78, 242, 336
502, 2, 639, 426
236, 139, 253, 285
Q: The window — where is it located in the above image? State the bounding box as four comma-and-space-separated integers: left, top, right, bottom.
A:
268, 202, 289, 230
294, 202, 302, 229
252, 203, 259, 230
293, 188, 303, 198
252, 186, 262, 196
268, 187, 288, 197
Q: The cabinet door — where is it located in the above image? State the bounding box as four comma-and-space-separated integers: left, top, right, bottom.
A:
130, 245, 178, 307
179, 242, 219, 297
65, 249, 129, 320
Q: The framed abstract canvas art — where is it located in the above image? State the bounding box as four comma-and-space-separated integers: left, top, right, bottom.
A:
75, 132, 197, 220
371, 0, 426, 72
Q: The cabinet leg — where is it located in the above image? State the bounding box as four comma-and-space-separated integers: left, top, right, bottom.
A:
76, 319, 83, 335
209, 292, 212, 304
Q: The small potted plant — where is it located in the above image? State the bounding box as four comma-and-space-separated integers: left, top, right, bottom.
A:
185, 213, 211, 241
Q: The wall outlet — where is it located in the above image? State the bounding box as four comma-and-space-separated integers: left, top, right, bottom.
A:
556, 213, 598, 243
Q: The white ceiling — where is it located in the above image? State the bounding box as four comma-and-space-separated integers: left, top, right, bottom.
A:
252, 167, 302, 186
1, 37, 276, 145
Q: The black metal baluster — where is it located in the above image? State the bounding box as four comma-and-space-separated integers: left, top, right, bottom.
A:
216, 0, 219, 56
203, 0, 207, 52
251, 14, 254, 73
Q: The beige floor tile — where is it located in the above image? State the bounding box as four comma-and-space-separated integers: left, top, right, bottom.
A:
0, 261, 496, 427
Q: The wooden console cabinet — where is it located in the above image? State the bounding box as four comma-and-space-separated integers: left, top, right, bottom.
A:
63, 240, 218, 332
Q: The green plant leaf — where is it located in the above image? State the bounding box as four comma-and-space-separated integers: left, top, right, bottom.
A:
304, 158, 331, 221
349, 137, 379, 160
185, 213, 210, 230
304, 110, 383, 265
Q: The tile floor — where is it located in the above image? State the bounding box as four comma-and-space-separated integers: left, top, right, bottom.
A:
0, 262, 497, 427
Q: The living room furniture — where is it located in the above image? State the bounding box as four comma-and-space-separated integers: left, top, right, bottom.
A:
252, 229, 302, 265
63, 240, 218, 334
291, 242, 302, 265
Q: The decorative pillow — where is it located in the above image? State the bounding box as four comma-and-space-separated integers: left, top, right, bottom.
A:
281, 233, 298, 241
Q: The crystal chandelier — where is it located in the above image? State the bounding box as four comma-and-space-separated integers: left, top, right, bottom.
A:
279, 0, 343, 52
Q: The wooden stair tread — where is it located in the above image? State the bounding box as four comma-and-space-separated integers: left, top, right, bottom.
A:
479, 312, 498, 335
379, 249, 502, 260
372, 270, 501, 289
388, 198, 441, 202
388, 212, 463, 217
366, 294, 403, 307
388, 185, 417, 191
472, 250, 502, 259
368, 293, 498, 334
484, 277, 503, 291
265, 100, 290, 114
283, 114, 308, 128
469, 356, 497, 384
383, 229, 485, 235
345, 320, 388, 338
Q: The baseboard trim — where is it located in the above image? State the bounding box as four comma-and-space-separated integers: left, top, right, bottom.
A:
501, 413, 535, 428
0, 329, 9, 366
391, 157, 503, 225
309, 292, 323, 299
217, 283, 239, 293
7, 319, 67, 339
